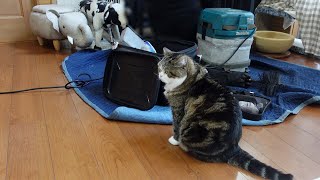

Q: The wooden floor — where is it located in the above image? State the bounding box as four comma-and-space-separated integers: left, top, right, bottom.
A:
0, 42, 319, 180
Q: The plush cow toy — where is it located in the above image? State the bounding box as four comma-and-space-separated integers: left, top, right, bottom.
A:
80, 0, 127, 49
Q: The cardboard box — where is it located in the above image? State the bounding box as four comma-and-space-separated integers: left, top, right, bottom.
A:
255, 13, 299, 37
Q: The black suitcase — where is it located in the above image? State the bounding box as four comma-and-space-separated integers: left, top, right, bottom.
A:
103, 40, 198, 110
103, 46, 161, 110
148, 38, 197, 58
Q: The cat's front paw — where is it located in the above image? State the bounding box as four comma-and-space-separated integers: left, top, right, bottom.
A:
168, 136, 179, 146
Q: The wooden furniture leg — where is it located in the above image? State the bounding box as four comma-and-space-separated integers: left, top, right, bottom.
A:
53, 40, 60, 51
37, 37, 44, 46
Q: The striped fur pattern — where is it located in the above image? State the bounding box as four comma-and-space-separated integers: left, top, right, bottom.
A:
158, 48, 293, 180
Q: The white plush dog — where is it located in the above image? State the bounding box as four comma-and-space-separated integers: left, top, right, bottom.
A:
80, 0, 127, 48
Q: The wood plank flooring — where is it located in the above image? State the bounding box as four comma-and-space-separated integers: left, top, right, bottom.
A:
0, 42, 319, 180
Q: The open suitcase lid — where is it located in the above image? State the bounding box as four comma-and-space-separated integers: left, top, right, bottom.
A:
103, 46, 162, 110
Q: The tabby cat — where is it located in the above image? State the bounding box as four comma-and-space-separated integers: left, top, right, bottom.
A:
158, 47, 293, 180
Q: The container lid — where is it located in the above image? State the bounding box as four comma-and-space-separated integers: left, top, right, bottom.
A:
201, 8, 254, 18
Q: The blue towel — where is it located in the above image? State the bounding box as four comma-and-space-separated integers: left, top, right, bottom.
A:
62, 50, 320, 125
240, 54, 320, 125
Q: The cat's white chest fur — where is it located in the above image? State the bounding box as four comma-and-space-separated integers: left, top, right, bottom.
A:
158, 72, 187, 92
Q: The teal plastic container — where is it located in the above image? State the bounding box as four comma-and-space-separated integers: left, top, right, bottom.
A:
198, 8, 255, 39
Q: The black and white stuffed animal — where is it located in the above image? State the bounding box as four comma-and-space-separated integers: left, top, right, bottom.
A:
80, 0, 126, 48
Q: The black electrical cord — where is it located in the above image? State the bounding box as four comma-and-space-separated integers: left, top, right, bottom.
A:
205, 27, 257, 69
0, 73, 103, 95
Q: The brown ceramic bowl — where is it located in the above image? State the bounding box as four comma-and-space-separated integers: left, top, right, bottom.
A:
254, 31, 295, 53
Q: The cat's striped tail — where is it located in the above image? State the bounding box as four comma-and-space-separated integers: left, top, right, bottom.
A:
227, 149, 293, 180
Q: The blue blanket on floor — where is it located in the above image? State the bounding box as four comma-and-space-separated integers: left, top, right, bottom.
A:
62, 49, 320, 125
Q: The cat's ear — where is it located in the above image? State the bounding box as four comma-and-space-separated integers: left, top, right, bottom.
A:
163, 47, 173, 55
